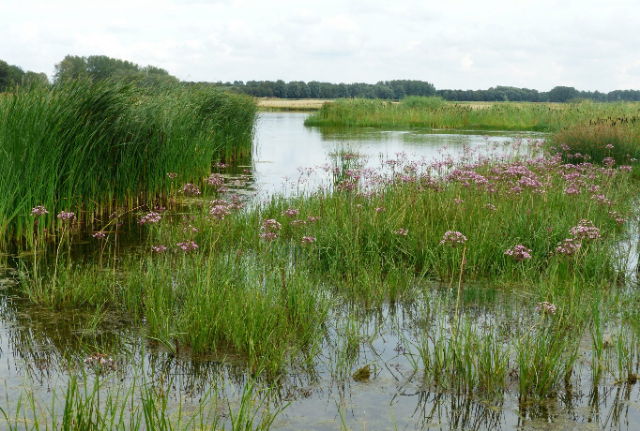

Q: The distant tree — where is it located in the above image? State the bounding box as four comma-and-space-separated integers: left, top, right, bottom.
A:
54, 55, 88, 82
308, 81, 321, 98
0, 60, 10, 91
274, 80, 287, 98
547, 86, 579, 103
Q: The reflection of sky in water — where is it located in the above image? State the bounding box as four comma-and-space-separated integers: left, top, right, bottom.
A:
251, 112, 545, 197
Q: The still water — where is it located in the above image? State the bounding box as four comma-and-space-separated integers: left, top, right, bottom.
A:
1, 112, 639, 430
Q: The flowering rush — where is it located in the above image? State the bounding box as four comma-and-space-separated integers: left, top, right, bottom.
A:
569, 219, 601, 241
57, 211, 76, 221
394, 228, 409, 236
282, 208, 300, 218
177, 240, 198, 252
302, 236, 317, 245
440, 231, 467, 248
504, 244, 532, 261
536, 301, 557, 315
180, 183, 201, 196
139, 212, 161, 225
152, 245, 168, 253
260, 219, 282, 241
92, 231, 106, 240
31, 206, 49, 217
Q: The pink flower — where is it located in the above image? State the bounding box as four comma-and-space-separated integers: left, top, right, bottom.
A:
139, 212, 161, 225
505, 245, 532, 262
394, 228, 409, 236
180, 183, 201, 196
31, 206, 49, 217
152, 245, 168, 253
261, 219, 282, 231
536, 301, 557, 315
440, 231, 467, 248
176, 240, 198, 252
283, 208, 300, 218
57, 211, 76, 222
167, 172, 178, 180
93, 231, 106, 240
375, 207, 386, 213
569, 220, 600, 240
302, 236, 316, 244
555, 238, 581, 256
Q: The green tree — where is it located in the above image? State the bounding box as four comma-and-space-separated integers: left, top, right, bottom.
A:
54, 55, 88, 82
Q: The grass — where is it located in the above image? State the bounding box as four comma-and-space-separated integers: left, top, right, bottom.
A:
4, 94, 640, 428
0, 79, 257, 243
304, 98, 640, 132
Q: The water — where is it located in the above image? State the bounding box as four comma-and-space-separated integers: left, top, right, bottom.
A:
250, 112, 541, 197
2, 113, 640, 430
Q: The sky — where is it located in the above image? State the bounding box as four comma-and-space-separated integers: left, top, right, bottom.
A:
2, 0, 640, 92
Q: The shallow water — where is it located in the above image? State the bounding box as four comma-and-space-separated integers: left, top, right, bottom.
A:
2, 113, 640, 430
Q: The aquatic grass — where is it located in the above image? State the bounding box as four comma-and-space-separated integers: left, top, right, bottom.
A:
305, 98, 640, 132
0, 79, 257, 243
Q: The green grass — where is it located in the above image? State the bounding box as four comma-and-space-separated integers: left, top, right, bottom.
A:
0, 79, 257, 243
304, 98, 640, 132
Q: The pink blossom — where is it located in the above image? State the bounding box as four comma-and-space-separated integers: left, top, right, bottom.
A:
302, 236, 316, 244
152, 245, 167, 253
505, 245, 532, 262
31, 206, 49, 217
283, 208, 300, 218
536, 301, 557, 315
139, 212, 161, 225
92, 231, 106, 240
177, 240, 198, 252
440, 231, 467, 248
57, 211, 76, 222
394, 228, 409, 236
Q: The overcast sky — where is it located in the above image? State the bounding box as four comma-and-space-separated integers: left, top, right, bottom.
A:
2, 0, 639, 92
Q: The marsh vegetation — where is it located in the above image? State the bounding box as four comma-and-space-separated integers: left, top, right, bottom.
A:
1, 90, 640, 430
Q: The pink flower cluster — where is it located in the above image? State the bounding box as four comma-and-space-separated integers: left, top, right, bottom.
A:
394, 228, 409, 236
536, 302, 557, 315
167, 172, 178, 180
210, 204, 231, 220
555, 238, 581, 256
440, 231, 467, 248
504, 244, 532, 261
206, 173, 225, 188
84, 353, 116, 370
283, 208, 300, 218
569, 219, 601, 240
152, 245, 167, 253
139, 212, 161, 225
177, 240, 198, 252
93, 231, 106, 240
31, 206, 49, 216
302, 236, 316, 244
57, 211, 76, 222
260, 219, 282, 241
180, 183, 201, 196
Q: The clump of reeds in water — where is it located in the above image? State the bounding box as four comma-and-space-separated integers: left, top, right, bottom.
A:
551, 118, 640, 166
0, 79, 257, 244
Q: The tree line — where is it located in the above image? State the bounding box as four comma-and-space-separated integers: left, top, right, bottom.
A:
3, 55, 640, 103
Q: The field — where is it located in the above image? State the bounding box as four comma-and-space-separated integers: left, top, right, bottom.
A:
257, 98, 333, 111
1, 90, 640, 429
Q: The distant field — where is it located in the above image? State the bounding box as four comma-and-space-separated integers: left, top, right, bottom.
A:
257, 98, 333, 111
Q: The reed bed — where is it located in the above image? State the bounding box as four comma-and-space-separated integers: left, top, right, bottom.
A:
304, 98, 640, 132
0, 80, 257, 243
552, 121, 640, 166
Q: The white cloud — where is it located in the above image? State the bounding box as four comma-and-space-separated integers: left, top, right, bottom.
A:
1, 0, 639, 91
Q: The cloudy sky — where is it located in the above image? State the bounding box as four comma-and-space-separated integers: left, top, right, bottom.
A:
2, 0, 640, 92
